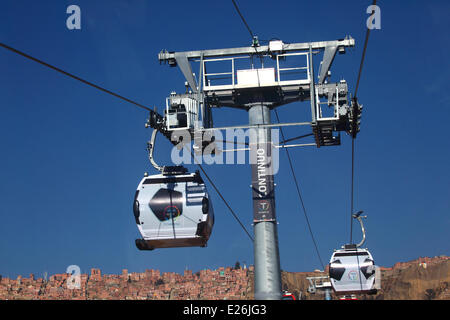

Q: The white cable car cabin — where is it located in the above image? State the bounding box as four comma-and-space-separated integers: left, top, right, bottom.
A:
328, 211, 378, 295
329, 244, 377, 295
133, 170, 214, 250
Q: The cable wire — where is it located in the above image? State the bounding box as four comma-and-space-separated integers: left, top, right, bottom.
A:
349, 0, 376, 244
274, 109, 325, 270
354, 0, 377, 98
187, 146, 254, 242
350, 139, 355, 244
231, 0, 254, 39
0, 42, 153, 113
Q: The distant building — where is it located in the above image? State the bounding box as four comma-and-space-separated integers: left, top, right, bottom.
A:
90, 268, 101, 281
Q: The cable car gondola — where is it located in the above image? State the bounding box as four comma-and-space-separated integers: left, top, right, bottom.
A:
133, 129, 214, 250
329, 244, 377, 294
328, 211, 379, 295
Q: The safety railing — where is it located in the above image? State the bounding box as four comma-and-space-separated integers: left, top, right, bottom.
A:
202, 52, 310, 91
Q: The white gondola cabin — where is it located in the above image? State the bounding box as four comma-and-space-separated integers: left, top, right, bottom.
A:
329, 244, 378, 295
133, 170, 214, 250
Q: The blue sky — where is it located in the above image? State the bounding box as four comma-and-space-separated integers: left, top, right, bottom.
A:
0, 0, 449, 279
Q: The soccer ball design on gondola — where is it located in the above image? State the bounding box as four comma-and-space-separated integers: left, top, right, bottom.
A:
133, 170, 214, 250
328, 244, 378, 295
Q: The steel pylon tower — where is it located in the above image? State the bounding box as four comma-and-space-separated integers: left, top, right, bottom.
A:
249, 103, 281, 299
157, 37, 358, 299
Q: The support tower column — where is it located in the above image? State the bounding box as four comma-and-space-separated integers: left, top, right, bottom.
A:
249, 104, 282, 300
